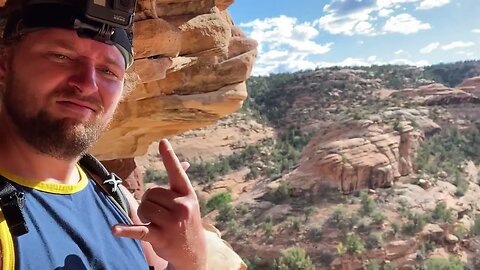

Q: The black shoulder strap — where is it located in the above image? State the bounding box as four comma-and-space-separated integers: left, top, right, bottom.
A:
79, 154, 131, 217
0, 178, 29, 237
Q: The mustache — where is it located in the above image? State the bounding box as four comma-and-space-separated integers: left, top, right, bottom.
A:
52, 87, 102, 111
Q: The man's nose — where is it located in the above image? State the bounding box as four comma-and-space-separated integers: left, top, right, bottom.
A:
67, 62, 99, 95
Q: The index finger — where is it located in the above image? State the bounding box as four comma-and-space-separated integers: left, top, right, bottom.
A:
159, 139, 193, 195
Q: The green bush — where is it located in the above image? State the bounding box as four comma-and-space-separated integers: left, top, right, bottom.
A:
418, 241, 437, 257
454, 224, 468, 240
328, 205, 359, 233
269, 182, 291, 203
390, 222, 400, 237
401, 212, 429, 236
345, 233, 365, 256
244, 256, 263, 270
383, 262, 398, 270
365, 233, 383, 250
360, 192, 376, 216
363, 260, 380, 270
285, 216, 302, 231
271, 247, 314, 270
206, 192, 232, 213
144, 168, 168, 184
216, 204, 236, 223
431, 202, 454, 223
306, 227, 323, 242
263, 217, 274, 239
425, 256, 465, 270
371, 211, 386, 226
470, 214, 480, 236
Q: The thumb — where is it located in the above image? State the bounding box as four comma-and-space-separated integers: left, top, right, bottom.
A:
112, 224, 150, 241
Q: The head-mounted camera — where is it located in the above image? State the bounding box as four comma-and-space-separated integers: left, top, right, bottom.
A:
2, 0, 137, 68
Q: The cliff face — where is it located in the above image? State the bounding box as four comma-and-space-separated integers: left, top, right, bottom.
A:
289, 120, 425, 193
90, 0, 257, 160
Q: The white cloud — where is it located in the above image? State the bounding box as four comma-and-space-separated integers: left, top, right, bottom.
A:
317, 0, 440, 36
472, 29, 480, 34
377, 0, 419, 9
420, 42, 439, 54
395, 49, 405, 54
441, 41, 475, 50
378, 8, 394, 17
316, 9, 375, 36
240, 15, 333, 76
390, 58, 429, 66
383, 13, 431, 34
417, 0, 450, 10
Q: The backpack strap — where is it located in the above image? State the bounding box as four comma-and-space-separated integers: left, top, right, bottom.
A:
0, 177, 29, 237
79, 154, 131, 217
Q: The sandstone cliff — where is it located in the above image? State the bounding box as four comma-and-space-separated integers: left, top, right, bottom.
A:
92, 0, 256, 160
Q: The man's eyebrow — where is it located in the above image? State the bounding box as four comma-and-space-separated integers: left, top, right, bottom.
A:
44, 39, 125, 70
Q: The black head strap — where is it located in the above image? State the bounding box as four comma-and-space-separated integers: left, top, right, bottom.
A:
3, 3, 133, 68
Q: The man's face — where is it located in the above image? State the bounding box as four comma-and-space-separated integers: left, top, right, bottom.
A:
0, 28, 126, 160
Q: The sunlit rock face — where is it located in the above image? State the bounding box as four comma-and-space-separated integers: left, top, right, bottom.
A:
90, 0, 256, 160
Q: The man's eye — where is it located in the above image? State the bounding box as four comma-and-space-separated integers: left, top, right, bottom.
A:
100, 67, 118, 78
50, 53, 70, 61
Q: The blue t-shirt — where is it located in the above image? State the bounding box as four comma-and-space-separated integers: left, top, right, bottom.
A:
0, 165, 149, 270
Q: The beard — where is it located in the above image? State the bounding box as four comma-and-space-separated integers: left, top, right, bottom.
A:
2, 71, 110, 161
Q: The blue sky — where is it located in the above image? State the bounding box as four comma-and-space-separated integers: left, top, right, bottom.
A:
227, 0, 480, 76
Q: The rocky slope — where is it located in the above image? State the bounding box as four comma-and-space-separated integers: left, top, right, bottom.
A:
142, 66, 480, 269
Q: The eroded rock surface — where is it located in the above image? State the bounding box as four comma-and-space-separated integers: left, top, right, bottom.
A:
289, 120, 425, 193
93, 1, 257, 160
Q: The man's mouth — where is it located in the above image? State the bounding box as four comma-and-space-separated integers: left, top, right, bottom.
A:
57, 99, 99, 112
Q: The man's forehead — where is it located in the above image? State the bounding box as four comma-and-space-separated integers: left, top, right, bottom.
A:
22, 28, 125, 68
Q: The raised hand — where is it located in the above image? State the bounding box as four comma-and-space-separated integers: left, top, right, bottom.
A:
113, 139, 207, 270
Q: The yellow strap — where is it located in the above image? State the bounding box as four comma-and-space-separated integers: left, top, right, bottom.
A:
0, 209, 15, 270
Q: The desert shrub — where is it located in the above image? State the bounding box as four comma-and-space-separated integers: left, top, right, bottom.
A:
328, 205, 359, 233
303, 206, 315, 222
216, 204, 236, 223
284, 216, 302, 231
306, 227, 323, 242
401, 212, 429, 235
236, 204, 250, 215
271, 247, 314, 270
454, 224, 468, 240
363, 260, 380, 270
262, 217, 274, 239
345, 233, 365, 257
360, 192, 376, 216
225, 220, 245, 239
144, 168, 168, 184
424, 256, 465, 270
371, 211, 387, 226
243, 256, 263, 270
365, 233, 383, 250
206, 192, 232, 213
470, 214, 480, 236
390, 222, 400, 236
383, 262, 398, 270
418, 241, 437, 257
269, 182, 291, 203
431, 202, 454, 223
